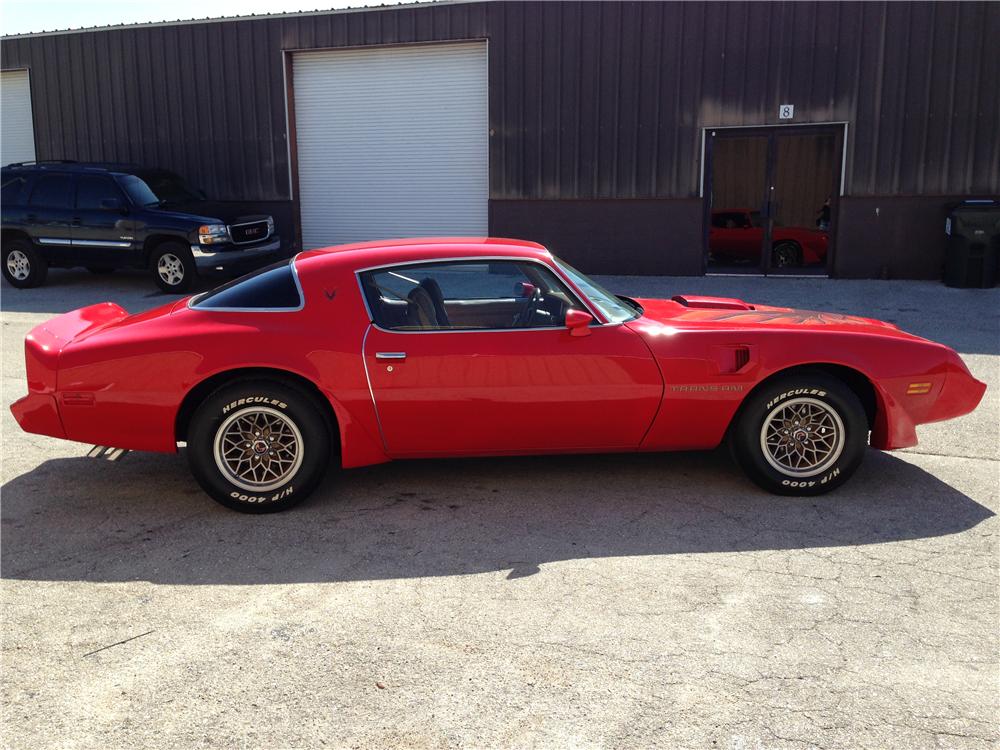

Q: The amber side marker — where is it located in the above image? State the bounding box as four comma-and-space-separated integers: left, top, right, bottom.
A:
906, 382, 933, 395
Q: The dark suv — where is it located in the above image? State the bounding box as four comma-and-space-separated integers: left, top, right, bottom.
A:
1, 161, 286, 292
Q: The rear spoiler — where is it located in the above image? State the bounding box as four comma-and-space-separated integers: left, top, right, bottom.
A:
24, 303, 129, 392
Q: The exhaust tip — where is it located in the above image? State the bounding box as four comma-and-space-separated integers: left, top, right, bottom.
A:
87, 445, 129, 461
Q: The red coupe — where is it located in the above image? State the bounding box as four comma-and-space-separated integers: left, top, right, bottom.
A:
709, 209, 829, 267
11, 238, 986, 513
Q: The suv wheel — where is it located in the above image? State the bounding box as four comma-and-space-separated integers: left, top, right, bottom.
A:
186, 379, 333, 513
2, 238, 48, 289
150, 242, 196, 293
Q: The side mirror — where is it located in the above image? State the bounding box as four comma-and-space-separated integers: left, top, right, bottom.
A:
516, 281, 536, 298
565, 309, 593, 337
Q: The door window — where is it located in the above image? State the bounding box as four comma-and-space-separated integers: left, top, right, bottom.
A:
28, 175, 74, 209
360, 260, 585, 331
76, 175, 124, 210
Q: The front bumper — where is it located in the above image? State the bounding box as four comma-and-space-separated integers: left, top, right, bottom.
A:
190, 238, 285, 271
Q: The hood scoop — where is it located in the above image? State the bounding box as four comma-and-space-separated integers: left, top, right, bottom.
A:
672, 295, 755, 311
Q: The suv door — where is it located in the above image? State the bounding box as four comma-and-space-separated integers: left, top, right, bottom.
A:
359, 259, 663, 457
25, 174, 75, 262
72, 174, 137, 267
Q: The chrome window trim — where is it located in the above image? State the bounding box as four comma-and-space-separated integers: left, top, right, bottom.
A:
353, 255, 623, 334
186, 253, 305, 313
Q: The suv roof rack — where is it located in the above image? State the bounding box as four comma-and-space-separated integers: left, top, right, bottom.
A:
2, 160, 144, 174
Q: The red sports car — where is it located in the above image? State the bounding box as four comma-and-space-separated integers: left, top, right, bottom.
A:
10, 238, 986, 513
709, 209, 829, 267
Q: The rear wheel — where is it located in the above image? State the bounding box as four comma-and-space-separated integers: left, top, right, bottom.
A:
186, 379, 332, 513
2, 238, 48, 288
150, 241, 196, 293
730, 373, 868, 495
771, 241, 801, 268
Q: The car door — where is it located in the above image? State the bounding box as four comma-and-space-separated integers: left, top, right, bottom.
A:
72, 174, 137, 267
359, 259, 663, 457
25, 173, 75, 262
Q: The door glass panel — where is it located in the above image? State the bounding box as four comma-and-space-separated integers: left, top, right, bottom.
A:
707, 135, 768, 273
28, 175, 74, 209
770, 133, 836, 273
361, 260, 584, 331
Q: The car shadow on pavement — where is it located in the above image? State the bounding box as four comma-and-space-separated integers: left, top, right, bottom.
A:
1, 448, 992, 585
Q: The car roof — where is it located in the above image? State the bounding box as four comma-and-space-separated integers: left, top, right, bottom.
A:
296, 237, 551, 274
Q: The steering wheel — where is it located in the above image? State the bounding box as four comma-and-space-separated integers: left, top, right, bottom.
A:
512, 286, 544, 328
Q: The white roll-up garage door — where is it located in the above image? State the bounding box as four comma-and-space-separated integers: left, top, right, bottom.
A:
292, 42, 488, 249
1, 69, 36, 166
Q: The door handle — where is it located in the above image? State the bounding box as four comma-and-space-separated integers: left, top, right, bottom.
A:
375, 352, 406, 360
71, 217, 82, 226
26, 214, 37, 222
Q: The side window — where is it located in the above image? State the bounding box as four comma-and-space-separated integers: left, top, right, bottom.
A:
1, 175, 27, 204
28, 175, 75, 209
191, 261, 302, 310
360, 260, 585, 331
76, 175, 124, 210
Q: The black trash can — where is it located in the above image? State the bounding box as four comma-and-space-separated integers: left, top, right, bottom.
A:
943, 200, 1000, 288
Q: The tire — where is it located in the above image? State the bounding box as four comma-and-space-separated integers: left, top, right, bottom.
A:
730, 372, 868, 496
771, 241, 801, 269
186, 379, 333, 513
2, 238, 48, 288
150, 241, 197, 293
87, 266, 115, 274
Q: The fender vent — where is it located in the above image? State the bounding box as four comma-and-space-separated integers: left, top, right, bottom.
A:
734, 347, 750, 371
711, 345, 753, 374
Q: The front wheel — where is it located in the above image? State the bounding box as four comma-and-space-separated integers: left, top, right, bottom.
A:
150, 242, 197, 293
730, 373, 868, 495
187, 380, 332, 513
2, 238, 48, 288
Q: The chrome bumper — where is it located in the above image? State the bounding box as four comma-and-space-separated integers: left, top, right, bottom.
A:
190, 238, 283, 269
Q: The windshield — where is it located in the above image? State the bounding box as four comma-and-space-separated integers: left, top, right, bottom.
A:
552, 256, 639, 324
136, 170, 202, 203
115, 174, 161, 207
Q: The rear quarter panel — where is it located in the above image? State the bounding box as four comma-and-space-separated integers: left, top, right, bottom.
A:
56, 262, 387, 466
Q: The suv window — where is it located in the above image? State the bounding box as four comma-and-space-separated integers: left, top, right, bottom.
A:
1, 175, 27, 204
28, 175, 75, 209
711, 212, 749, 229
191, 261, 302, 310
76, 175, 124, 210
360, 260, 584, 331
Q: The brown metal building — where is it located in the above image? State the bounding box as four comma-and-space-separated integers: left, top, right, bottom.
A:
2, 0, 998, 278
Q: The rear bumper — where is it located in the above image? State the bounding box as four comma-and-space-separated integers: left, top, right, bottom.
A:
190, 238, 285, 271
10, 393, 65, 439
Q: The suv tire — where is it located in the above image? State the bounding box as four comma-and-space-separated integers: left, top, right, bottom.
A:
150, 241, 197, 293
2, 238, 48, 289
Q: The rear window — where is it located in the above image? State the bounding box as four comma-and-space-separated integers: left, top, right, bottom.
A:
29, 174, 75, 209
191, 261, 302, 310
1, 175, 27, 204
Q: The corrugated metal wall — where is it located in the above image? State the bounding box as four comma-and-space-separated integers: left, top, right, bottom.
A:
2, 1, 998, 202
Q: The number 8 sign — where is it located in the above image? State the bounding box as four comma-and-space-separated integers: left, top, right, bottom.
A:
779, 104, 795, 120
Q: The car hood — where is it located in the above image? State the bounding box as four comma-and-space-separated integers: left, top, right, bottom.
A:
154, 200, 271, 225
628, 295, 920, 339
